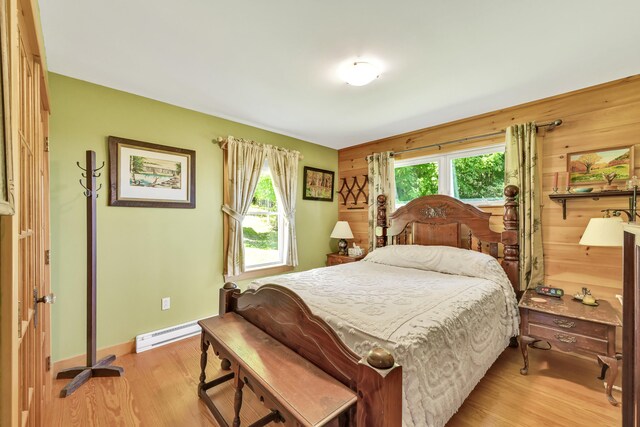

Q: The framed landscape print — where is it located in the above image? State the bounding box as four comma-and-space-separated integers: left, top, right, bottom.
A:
303, 166, 334, 201
108, 136, 196, 208
567, 146, 634, 186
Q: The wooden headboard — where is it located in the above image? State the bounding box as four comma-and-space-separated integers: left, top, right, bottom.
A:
377, 185, 520, 293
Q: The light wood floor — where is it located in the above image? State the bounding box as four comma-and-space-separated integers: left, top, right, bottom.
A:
46, 336, 622, 426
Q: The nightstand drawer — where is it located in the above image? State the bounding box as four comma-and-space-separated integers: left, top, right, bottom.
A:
528, 310, 608, 339
528, 324, 608, 355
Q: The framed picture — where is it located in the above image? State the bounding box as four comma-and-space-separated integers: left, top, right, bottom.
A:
0, 2, 14, 216
567, 146, 634, 186
303, 166, 334, 202
108, 136, 196, 208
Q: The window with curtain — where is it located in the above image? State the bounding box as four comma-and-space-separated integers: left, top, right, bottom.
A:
220, 135, 299, 279
394, 144, 505, 206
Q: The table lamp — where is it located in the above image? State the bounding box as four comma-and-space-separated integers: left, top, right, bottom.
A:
579, 216, 624, 248
330, 221, 354, 255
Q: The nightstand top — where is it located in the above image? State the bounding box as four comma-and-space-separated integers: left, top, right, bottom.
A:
326, 252, 366, 260
519, 290, 621, 327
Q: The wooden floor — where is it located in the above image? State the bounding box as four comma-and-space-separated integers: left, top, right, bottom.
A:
46, 336, 622, 426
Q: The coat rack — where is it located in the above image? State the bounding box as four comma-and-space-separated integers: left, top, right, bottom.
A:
56, 150, 123, 397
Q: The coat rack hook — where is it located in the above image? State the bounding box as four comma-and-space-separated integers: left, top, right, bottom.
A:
76, 162, 87, 171
96, 183, 103, 192
93, 161, 105, 173
92, 172, 101, 178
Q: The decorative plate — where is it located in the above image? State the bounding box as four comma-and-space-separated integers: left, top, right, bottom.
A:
573, 187, 594, 193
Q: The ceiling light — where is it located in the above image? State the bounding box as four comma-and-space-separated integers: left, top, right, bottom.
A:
339, 61, 381, 86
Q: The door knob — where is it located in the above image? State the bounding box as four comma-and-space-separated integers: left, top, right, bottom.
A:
36, 293, 56, 304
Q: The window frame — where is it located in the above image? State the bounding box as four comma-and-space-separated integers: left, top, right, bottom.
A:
243, 163, 287, 271
394, 143, 506, 207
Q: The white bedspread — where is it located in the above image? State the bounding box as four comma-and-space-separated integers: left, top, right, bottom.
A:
250, 245, 519, 427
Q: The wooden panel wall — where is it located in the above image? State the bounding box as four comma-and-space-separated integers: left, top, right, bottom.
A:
338, 75, 640, 301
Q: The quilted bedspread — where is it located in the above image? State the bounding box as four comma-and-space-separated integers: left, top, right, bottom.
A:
250, 245, 519, 427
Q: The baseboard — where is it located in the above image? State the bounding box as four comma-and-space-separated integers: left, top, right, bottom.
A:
53, 340, 135, 374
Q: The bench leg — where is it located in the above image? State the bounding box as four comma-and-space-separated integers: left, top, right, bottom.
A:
233, 374, 244, 427
199, 333, 209, 391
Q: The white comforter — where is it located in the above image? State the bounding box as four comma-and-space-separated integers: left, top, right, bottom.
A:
250, 245, 519, 427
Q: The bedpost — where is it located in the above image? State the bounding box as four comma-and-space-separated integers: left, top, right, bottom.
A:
502, 185, 520, 293
357, 347, 402, 427
376, 194, 388, 248
219, 282, 239, 315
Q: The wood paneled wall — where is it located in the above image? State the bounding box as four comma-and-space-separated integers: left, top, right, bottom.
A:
338, 75, 640, 301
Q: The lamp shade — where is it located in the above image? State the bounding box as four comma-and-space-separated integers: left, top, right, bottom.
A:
579, 217, 624, 247
330, 221, 354, 239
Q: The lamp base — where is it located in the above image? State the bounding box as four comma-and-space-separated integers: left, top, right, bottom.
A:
338, 239, 348, 255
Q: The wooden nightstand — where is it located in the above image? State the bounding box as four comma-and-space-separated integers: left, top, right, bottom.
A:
326, 252, 365, 266
519, 290, 622, 405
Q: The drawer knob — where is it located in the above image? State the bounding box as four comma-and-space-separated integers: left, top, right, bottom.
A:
553, 319, 575, 329
554, 333, 577, 343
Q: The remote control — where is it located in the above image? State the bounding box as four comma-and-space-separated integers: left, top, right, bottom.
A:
535, 286, 564, 298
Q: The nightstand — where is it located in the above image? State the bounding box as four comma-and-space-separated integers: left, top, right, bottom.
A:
326, 252, 365, 266
519, 290, 622, 405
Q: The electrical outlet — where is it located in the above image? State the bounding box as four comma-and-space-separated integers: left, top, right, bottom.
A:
161, 297, 170, 311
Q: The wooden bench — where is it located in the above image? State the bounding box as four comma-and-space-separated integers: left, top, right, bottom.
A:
198, 283, 402, 427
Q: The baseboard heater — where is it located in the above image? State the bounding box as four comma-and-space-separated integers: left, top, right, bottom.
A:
135, 319, 202, 353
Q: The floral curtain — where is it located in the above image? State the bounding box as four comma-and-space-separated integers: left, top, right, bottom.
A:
222, 136, 267, 276
267, 146, 300, 267
367, 151, 395, 252
505, 123, 544, 290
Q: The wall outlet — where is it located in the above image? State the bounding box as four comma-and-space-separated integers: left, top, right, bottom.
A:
161, 297, 170, 311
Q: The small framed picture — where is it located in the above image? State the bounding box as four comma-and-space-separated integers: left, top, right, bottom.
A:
567, 145, 634, 187
108, 136, 196, 208
303, 166, 334, 202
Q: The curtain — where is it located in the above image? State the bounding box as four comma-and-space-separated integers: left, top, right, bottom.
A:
367, 151, 395, 252
222, 136, 267, 276
505, 122, 544, 290
267, 146, 299, 267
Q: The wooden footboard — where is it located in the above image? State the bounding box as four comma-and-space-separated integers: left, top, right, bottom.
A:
199, 282, 402, 426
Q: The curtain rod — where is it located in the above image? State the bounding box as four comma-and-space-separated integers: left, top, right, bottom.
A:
383, 119, 563, 158
217, 136, 304, 160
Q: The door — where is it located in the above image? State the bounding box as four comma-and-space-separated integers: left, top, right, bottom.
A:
16, 8, 52, 425
0, 0, 52, 425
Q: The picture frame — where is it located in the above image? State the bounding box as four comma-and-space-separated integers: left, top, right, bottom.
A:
302, 166, 334, 202
567, 145, 634, 187
0, 2, 14, 216
108, 136, 196, 208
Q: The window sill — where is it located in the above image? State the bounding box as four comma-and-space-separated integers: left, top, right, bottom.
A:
224, 264, 293, 282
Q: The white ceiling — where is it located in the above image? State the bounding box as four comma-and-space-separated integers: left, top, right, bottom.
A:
38, 0, 640, 149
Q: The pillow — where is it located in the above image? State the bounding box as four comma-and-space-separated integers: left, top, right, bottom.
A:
363, 244, 505, 282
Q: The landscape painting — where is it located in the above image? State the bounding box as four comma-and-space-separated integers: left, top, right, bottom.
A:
303, 166, 334, 201
568, 146, 634, 186
130, 155, 181, 189
108, 136, 196, 208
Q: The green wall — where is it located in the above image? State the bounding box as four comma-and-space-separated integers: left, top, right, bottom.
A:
49, 73, 338, 362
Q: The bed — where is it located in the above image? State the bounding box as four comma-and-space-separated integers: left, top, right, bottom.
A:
247, 186, 521, 427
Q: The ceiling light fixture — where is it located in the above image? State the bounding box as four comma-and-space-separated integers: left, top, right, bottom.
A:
338, 61, 381, 86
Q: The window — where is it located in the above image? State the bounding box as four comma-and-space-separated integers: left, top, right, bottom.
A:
243, 163, 285, 269
394, 144, 505, 206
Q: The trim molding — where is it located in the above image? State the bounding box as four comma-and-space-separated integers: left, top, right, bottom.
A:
53, 340, 135, 374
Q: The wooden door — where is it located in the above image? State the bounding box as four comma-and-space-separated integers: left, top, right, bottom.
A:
0, 0, 51, 425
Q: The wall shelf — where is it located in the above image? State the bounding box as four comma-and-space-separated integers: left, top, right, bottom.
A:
549, 190, 634, 220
